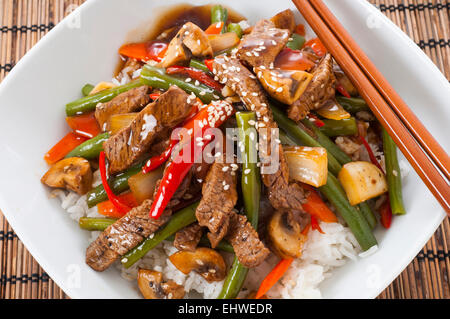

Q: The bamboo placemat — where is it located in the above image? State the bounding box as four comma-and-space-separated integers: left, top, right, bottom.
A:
0, 0, 449, 299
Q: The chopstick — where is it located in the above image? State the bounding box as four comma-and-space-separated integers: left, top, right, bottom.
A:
292, 0, 450, 214
309, 0, 450, 181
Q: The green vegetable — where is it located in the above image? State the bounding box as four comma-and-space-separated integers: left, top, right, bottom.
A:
189, 59, 212, 74
319, 173, 378, 251
122, 202, 200, 268
140, 65, 220, 104
218, 112, 261, 299
66, 79, 143, 116
358, 201, 378, 229
382, 128, 406, 215
319, 118, 358, 137
227, 23, 243, 38
211, 5, 228, 33
81, 83, 94, 96
286, 33, 306, 50
65, 132, 109, 160
279, 129, 297, 146
336, 96, 370, 114
198, 236, 234, 253
86, 162, 143, 208
79, 217, 115, 231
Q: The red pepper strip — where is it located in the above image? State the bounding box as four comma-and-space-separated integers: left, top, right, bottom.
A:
166, 66, 224, 92
295, 24, 306, 36
118, 41, 168, 62
256, 258, 294, 299
149, 101, 234, 219
302, 184, 338, 223
307, 114, 325, 128
274, 48, 316, 71
142, 139, 178, 173
359, 136, 384, 172
336, 83, 351, 98
301, 223, 311, 236
310, 215, 325, 234
149, 92, 161, 100
44, 132, 88, 165
204, 59, 214, 72
66, 112, 101, 139
99, 151, 132, 214
205, 21, 224, 35
303, 38, 327, 57
380, 200, 392, 228
97, 192, 138, 218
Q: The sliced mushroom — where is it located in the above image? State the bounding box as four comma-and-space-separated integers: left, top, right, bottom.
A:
267, 210, 306, 259
137, 269, 185, 299
270, 9, 296, 32
256, 67, 313, 105
89, 82, 116, 95
41, 157, 92, 195
161, 22, 213, 68
168, 247, 226, 282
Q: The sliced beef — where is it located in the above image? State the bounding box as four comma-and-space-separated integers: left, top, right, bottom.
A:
270, 9, 296, 32
237, 19, 290, 68
103, 86, 195, 174
288, 53, 336, 121
195, 154, 238, 248
173, 223, 203, 252
225, 212, 270, 268
212, 57, 307, 212
95, 86, 150, 130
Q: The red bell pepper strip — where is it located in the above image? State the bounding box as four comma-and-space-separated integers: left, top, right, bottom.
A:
44, 132, 88, 165
118, 41, 168, 62
274, 48, 316, 71
205, 21, 224, 35
149, 101, 234, 219
204, 59, 214, 72
149, 92, 161, 100
310, 215, 325, 234
142, 139, 178, 173
307, 114, 325, 128
256, 258, 293, 299
166, 66, 223, 92
99, 151, 132, 215
336, 83, 351, 98
380, 200, 392, 228
97, 192, 138, 218
359, 136, 384, 172
302, 185, 338, 223
66, 112, 101, 139
295, 24, 306, 36
303, 38, 327, 57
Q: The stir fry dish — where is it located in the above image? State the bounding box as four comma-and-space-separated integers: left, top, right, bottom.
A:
41, 5, 406, 299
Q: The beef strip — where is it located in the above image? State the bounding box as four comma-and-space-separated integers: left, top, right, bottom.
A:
287, 53, 336, 121
225, 212, 270, 268
94, 86, 150, 130
103, 86, 195, 174
195, 154, 237, 248
173, 223, 203, 252
86, 162, 195, 272
237, 19, 290, 68
212, 57, 307, 212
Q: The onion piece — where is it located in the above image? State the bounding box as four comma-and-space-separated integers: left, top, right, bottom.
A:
316, 100, 351, 120
107, 113, 137, 135
208, 32, 240, 53
284, 146, 328, 187
128, 166, 164, 204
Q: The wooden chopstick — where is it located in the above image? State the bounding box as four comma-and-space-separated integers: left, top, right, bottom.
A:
309, 0, 450, 181
292, 0, 450, 214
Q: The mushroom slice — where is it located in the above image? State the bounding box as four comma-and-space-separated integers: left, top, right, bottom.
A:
270, 9, 296, 32
267, 210, 307, 259
137, 269, 185, 299
161, 22, 213, 68
256, 67, 313, 105
168, 247, 226, 282
41, 157, 92, 195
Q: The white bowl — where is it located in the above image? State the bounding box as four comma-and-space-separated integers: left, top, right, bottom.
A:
0, 0, 447, 299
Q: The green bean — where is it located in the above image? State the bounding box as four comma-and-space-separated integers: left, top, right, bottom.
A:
86, 162, 143, 207
79, 217, 116, 231
358, 201, 378, 229
211, 5, 228, 33
140, 65, 220, 104
336, 96, 370, 114
270, 104, 342, 175
66, 79, 143, 116
122, 202, 200, 268
189, 59, 212, 74
286, 34, 306, 50
279, 129, 297, 146
214, 46, 238, 57
218, 113, 261, 299
81, 83, 94, 96
319, 118, 358, 137
319, 173, 378, 251
65, 132, 109, 160
227, 23, 243, 38
301, 118, 352, 166
198, 237, 234, 253
382, 128, 406, 215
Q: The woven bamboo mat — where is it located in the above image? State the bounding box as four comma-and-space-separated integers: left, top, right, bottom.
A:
0, 0, 449, 299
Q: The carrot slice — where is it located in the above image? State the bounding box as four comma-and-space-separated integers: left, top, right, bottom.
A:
204, 21, 224, 35
97, 192, 138, 218
44, 132, 88, 165
302, 185, 338, 223
66, 112, 101, 139
256, 258, 293, 299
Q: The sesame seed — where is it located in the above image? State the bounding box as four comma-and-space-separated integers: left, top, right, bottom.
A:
224, 184, 230, 190
185, 77, 192, 82
244, 168, 251, 175
276, 87, 283, 93
222, 166, 229, 172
